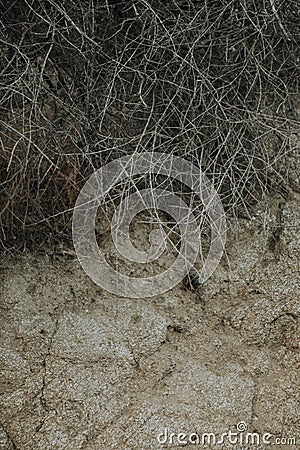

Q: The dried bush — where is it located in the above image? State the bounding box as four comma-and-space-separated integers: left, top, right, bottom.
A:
0, 0, 299, 253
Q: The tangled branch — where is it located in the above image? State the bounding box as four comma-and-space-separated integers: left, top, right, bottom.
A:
0, 0, 299, 252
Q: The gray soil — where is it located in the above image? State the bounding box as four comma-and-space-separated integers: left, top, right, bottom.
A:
0, 189, 299, 449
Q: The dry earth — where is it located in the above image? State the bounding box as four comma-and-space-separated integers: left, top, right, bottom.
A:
0, 188, 299, 449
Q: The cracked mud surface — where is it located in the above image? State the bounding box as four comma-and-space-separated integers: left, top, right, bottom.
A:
0, 194, 299, 449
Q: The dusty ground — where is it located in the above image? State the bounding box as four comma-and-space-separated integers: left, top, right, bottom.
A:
0, 187, 299, 449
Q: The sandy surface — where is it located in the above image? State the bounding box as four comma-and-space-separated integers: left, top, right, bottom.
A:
0, 192, 299, 449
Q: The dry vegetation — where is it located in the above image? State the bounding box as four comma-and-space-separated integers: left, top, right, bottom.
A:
0, 0, 299, 253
